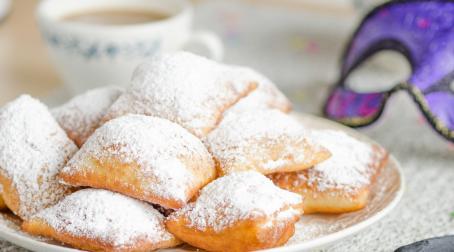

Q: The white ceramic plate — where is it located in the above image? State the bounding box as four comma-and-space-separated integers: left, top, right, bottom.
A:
0, 112, 404, 252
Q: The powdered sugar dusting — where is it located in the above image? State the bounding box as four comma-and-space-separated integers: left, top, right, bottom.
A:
32, 189, 175, 248
0, 95, 78, 219
206, 109, 313, 174
173, 171, 302, 232
52, 86, 123, 147
62, 114, 214, 204
102, 52, 257, 137
224, 68, 291, 116
305, 130, 375, 192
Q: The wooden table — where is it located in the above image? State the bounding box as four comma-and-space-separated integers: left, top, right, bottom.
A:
0, 0, 61, 105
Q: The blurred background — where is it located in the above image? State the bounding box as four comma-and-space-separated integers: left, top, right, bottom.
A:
0, 0, 387, 105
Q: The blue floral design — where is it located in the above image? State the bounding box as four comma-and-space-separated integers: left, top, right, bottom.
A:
42, 31, 161, 60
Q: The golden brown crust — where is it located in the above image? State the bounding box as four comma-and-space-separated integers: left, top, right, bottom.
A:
269, 145, 388, 214
0, 195, 7, 210
284, 182, 371, 214
0, 171, 20, 215
66, 130, 90, 148
215, 140, 331, 177
0, 171, 76, 216
206, 109, 331, 177
166, 204, 303, 252
59, 155, 215, 210
22, 219, 181, 252
0, 172, 75, 218
0, 172, 20, 215
60, 115, 216, 210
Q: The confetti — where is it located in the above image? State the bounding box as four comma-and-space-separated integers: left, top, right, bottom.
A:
417, 115, 426, 125
289, 35, 319, 54
219, 10, 242, 45
290, 90, 306, 102
448, 142, 454, 150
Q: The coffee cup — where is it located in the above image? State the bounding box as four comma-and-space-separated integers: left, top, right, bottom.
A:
37, 0, 223, 93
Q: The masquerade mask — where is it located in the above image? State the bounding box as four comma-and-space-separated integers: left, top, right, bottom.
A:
324, 0, 454, 142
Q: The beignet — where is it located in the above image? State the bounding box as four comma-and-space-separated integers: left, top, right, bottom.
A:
269, 130, 388, 214
52, 86, 123, 147
205, 109, 331, 176
0, 95, 78, 219
59, 114, 216, 209
22, 189, 181, 252
223, 68, 292, 117
102, 52, 258, 137
166, 171, 303, 252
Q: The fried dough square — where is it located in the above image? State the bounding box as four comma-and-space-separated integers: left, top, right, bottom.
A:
269, 130, 388, 214
59, 114, 216, 209
102, 52, 258, 137
52, 86, 123, 147
22, 189, 181, 252
166, 171, 303, 252
0, 95, 78, 219
205, 109, 331, 176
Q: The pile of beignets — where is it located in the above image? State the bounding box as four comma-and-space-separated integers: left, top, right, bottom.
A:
0, 52, 388, 252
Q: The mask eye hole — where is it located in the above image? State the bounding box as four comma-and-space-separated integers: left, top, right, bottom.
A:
450, 80, 454, 93
345, 50, 411, 93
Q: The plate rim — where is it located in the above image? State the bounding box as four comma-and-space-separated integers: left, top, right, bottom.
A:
0, 112, 405, 252
262, 156, 405, 252
260, 113, 405, 252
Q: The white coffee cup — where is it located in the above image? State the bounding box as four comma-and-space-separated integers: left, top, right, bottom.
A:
36, 0, 223, 94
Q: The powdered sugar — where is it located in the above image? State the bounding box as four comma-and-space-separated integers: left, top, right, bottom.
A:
173, 171, 302, 232
31, 189, 175, 248
62, 114, 214, 205
102, 52, 257, 137
0, 95, 78, 219
263, 159, 292, 170
224, 68, 291, 116
205, 109, 314, 174
305, 130, 375, 192
52, 86, 123, 147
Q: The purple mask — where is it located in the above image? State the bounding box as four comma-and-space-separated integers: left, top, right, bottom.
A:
324, 0, 454, 142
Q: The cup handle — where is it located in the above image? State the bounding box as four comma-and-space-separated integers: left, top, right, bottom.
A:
185, 30, 224, 61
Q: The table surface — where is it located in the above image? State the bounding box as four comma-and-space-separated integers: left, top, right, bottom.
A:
0, 1, 453, 251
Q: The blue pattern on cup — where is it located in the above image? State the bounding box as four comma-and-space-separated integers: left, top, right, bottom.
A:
42, 31, 161, 60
